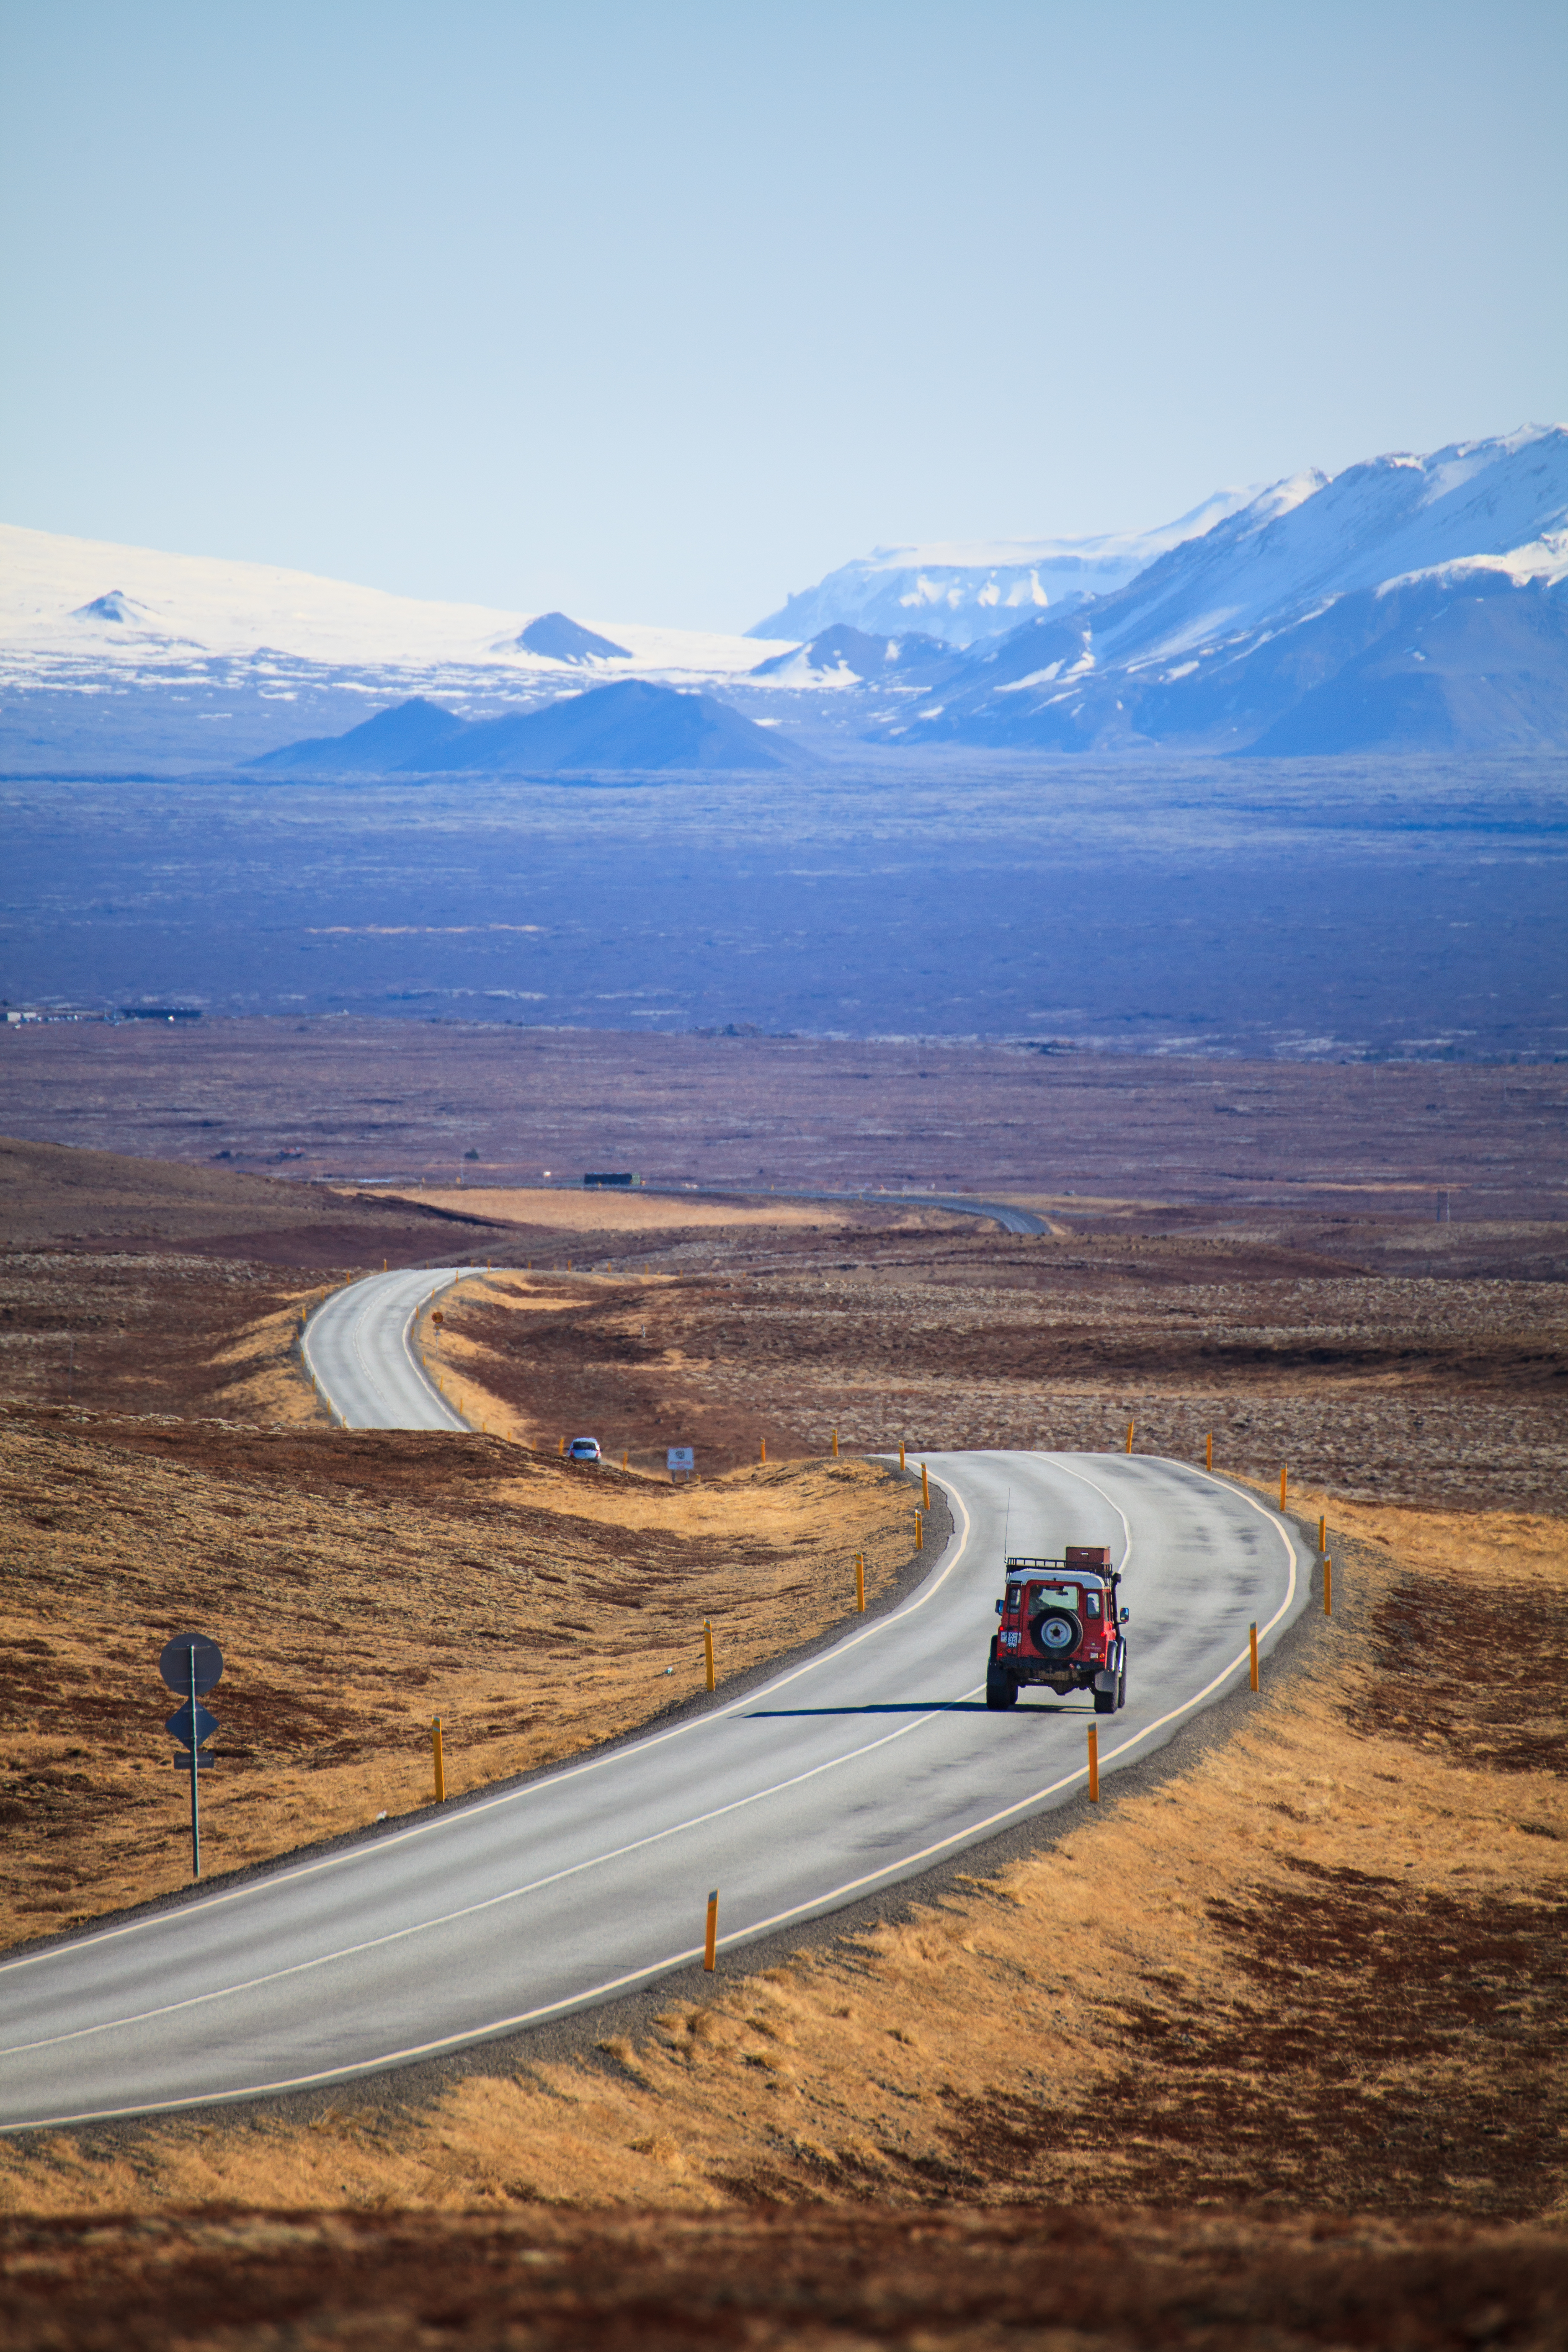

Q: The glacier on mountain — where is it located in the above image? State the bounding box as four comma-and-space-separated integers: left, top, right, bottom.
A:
746, 489, 1261, 647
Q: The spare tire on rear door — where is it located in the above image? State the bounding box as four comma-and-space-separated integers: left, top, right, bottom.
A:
1032, 1607, 1082, 1657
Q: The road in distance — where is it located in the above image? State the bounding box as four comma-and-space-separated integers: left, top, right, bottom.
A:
301, 1265, 479, 1430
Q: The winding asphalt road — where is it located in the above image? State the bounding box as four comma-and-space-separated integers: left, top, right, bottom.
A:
638, 1185, 1047, 1235
300, 1265, 474, 1429
0, 1273, 1309, 2131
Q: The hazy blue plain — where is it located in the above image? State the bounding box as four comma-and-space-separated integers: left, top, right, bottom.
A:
5, 758, 1562, 1061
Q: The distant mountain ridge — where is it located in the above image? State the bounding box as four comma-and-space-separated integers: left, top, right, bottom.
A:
885, 426, 1568, 754
6, 423, 1565, 766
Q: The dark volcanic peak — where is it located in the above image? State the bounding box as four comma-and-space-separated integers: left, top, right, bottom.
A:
403, 679, 787, 774
70, 589, 162, 627
512, 611, 631, 664
245, 696, 467, 773
250, 682, 787, 776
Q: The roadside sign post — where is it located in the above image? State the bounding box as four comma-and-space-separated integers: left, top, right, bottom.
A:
160, 1632, 223, 1882
187, 1648, 199, 1877
667, 1445, 695, 1485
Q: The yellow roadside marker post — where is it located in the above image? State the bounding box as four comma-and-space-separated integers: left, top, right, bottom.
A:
832, 1428, 839, 1458
855, 1553, 865, 1613
1126, 1421, 1135, 1455
1249, 1622, 1259, 1691
704, 1888, 719, 1971
915, 1509, 923, 1550
1206, 1431, 1213, 1471
1280, 1467, 1288, 1511
899, 1439, 905, 1470
1087, 1725, 1099, 1801
921, 1461, 930, 1511
559, 1436, 565, 1456
432, 1718, 446, 1803
1318, 1514, 1326, 1553
704, 1620, 715, 1692
1324, 1558, 1333, 1615
760, 1438, 767, 1463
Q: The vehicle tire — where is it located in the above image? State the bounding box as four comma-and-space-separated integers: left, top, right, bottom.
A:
1117, 1661, 1128, 1710
1032, 1608, 1082, 1659
985, 1657, 1019, 1711
1093, 1684, 1116, 1714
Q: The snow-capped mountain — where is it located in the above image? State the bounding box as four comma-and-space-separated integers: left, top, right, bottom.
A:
747, 489, 1261, 647
0, 524, 790, 690
895, 426, 1568, 753
748, 623, 957, 690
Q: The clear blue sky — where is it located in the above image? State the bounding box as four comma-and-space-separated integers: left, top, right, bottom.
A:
3, 0, 1564, 631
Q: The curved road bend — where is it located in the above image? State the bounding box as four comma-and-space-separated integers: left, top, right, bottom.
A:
0, 1438, 1310, 2131
639, 1184, 1046, 1235
301, 1264, 480, 1431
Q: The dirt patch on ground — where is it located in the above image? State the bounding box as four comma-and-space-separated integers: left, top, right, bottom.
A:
3, 2205, 1564, 2350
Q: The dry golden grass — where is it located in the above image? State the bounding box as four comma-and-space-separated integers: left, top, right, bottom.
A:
379, 1186, 866, 1233
4, 1496, 1560, 2223
207, 1292, 325, 1427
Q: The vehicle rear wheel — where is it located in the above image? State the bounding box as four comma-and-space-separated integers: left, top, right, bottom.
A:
986, 1657, 1019, 1710
1093, 1684, 1116, 1714
1117, 1662, 1128, 1710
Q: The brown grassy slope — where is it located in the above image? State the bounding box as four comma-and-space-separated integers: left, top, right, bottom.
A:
0, 1409, 917, 1949
4, 1496, 1561, 2228
3, 2205, 1565, 2352
0, 1135, 509, 1263
0, 1133, 515, 1426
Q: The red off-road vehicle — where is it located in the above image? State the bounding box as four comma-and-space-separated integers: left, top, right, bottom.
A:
985, 1545, 1129, 1713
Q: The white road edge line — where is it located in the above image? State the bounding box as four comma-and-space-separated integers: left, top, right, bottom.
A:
2, 1461, 1302, 2130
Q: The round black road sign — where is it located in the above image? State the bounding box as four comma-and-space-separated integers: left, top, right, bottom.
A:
160, 1633, 224, 1695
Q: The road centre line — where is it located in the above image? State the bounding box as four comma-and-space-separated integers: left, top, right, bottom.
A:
0, 1465, 1301, 2130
